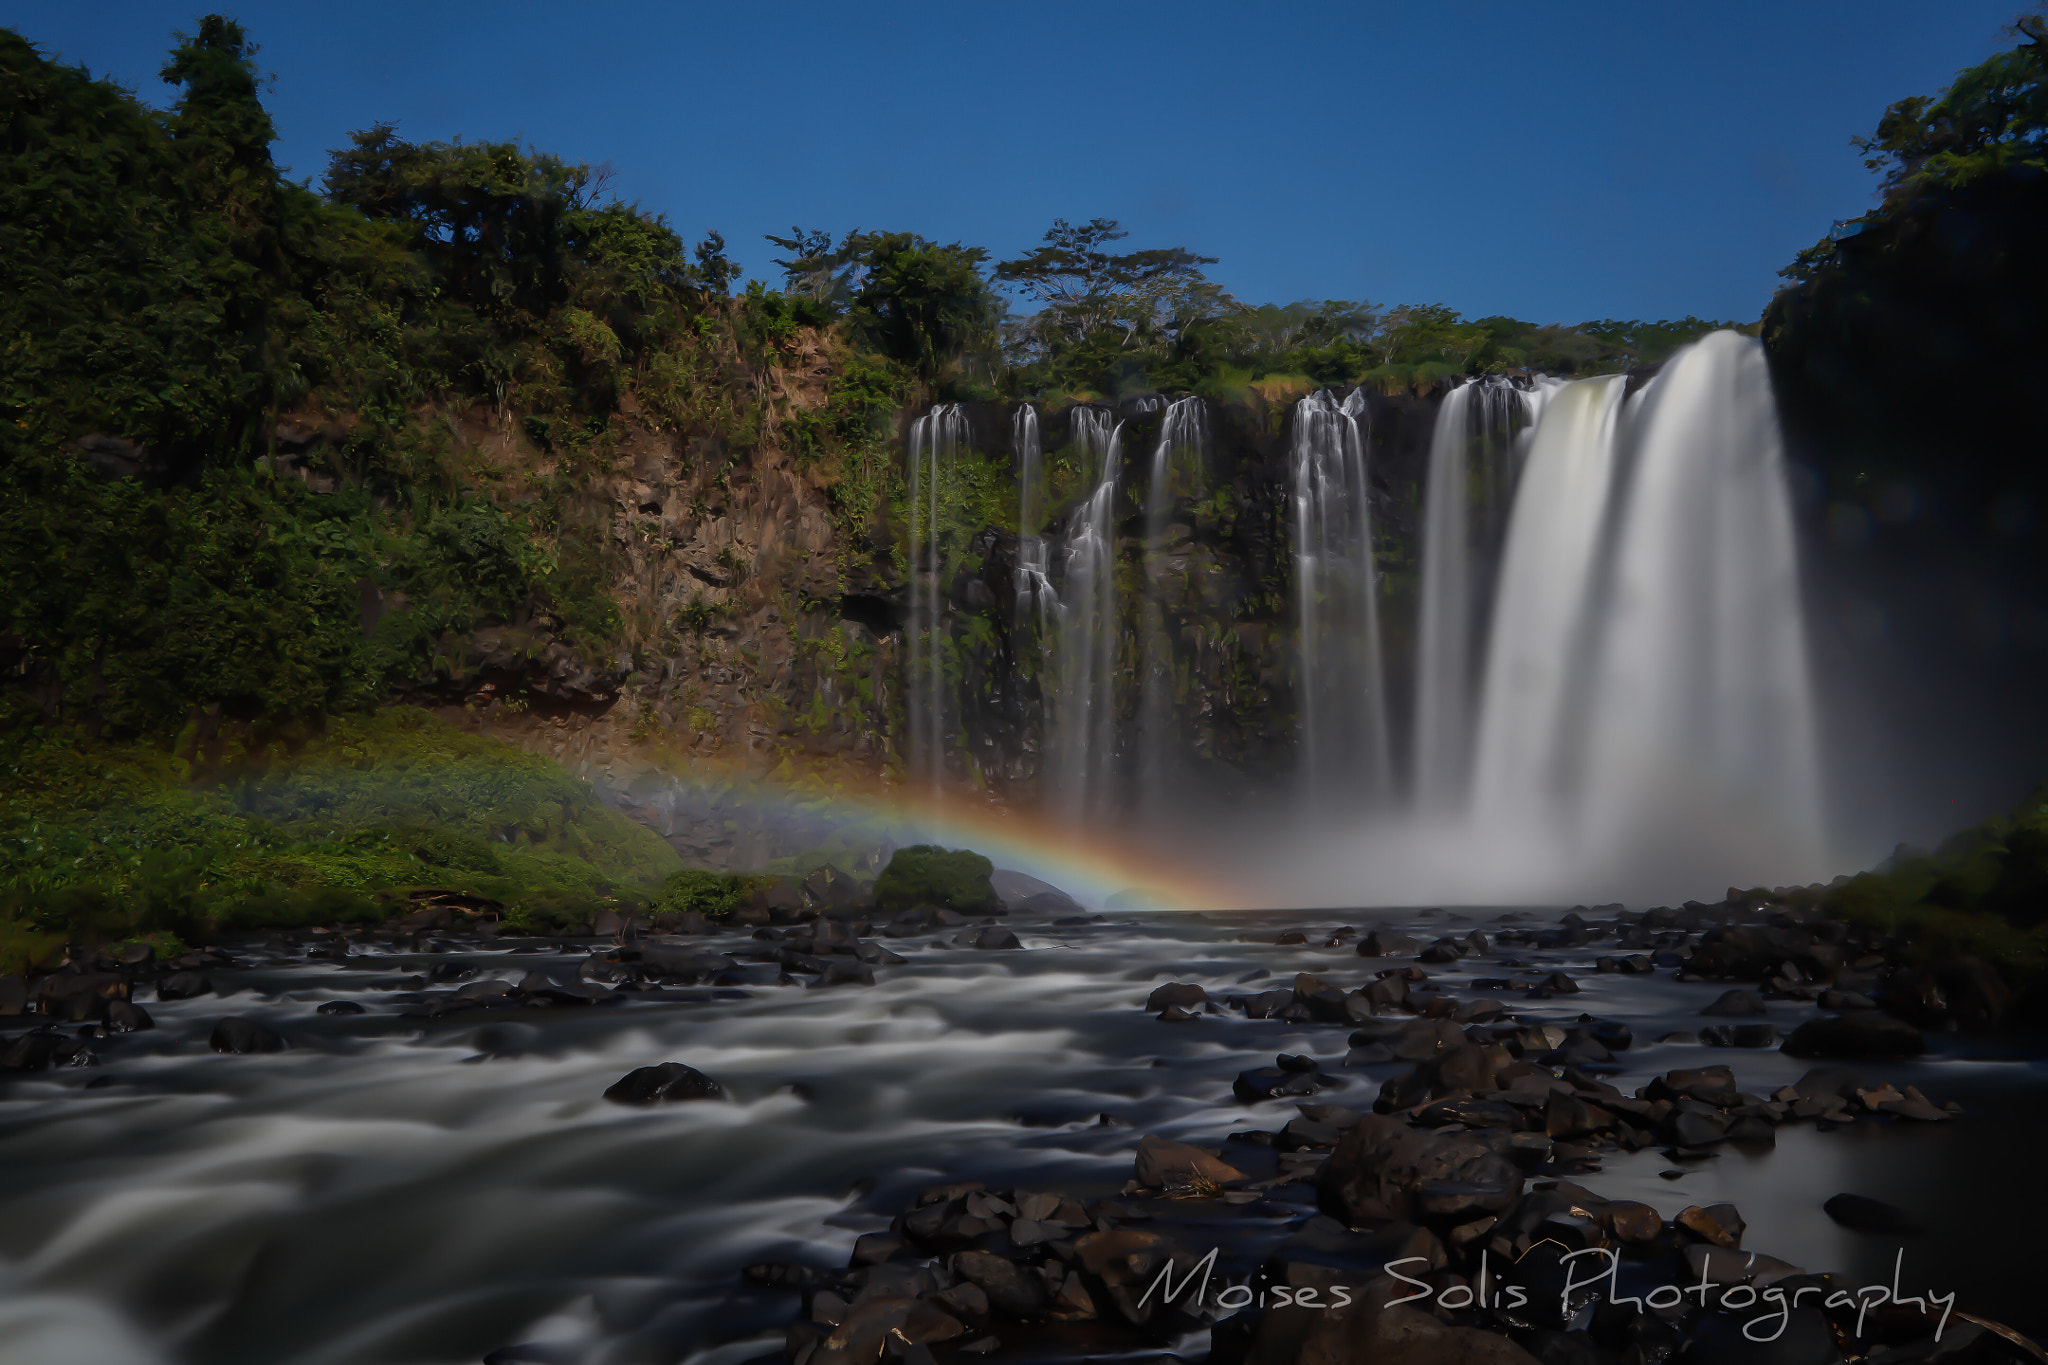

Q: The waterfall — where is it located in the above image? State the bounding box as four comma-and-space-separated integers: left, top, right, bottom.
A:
1012, 404, 1050, 632
1468, 375, 1630, 818
1291, 389, 1393, 805
1468, 331, 1824, 880
1044, 411, 1123, 822
906, 404, 967, 803
1413, 377, 1548, 810
1138, 397, 1209, 816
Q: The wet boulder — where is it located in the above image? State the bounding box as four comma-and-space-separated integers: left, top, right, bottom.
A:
1133, 1134, 1245, 1190
603, 1062, 726, 1104
813, 962, 876, 987
1822, 1192, 1924, 1236
1292, 972, 1352, 1022
1145, 982, 1208, 1013
156, 971, 214, 1001
1317, 1113, 1522, 1226
1782, 1010, 1925, 1059
1677, 1202, 1745, 1248
517, 971, 612, 1005
1701, 989, 1768, 1016
315, 1000, 366, 1016
1701, 1023, 1780, 1048
210, 1017, 288, 1053
1073, 1227, 1204, 1327
106, 1000, 155, 1032
1356, 930, 1423, 958
1235, 1067, 1322, 1103
1238, 1271, 1540, 1365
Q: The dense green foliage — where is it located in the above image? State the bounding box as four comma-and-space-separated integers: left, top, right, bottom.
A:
872, 844, 997, 913
0, 20, 834, 737
1809, 785, 2048, 978
0, 707, 684, 971
650, 868, 760, 918
1765, 10, 2048, 566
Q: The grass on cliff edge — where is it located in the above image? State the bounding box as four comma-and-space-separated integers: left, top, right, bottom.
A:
0, 707, 694, 973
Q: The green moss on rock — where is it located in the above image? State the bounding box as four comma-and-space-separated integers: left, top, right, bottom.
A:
873, 844, 996, 914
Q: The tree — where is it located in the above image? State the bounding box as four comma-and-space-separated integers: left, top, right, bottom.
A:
765, 226, 835, 301
1854, 8, 2048, 205
760, 229, 996, 382
995, 217, 1220, 352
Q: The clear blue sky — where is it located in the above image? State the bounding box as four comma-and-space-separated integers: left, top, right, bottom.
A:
3, 1, 2024, 322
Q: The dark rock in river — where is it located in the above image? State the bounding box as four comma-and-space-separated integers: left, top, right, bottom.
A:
1782, 1010, 1925, 1059
106, 1000, 155, 1031
1356, 930, 1422, 957
1134, 1134, 1246, 1189
517, 972, 612, 1005
1292, 972, 1352, 1022
603, 1062, 726, 1104
1238, 1272, 1540, 1364
1317, 1113, 1521, 1226
156, 971, 213, 1001
1235, 1067, 1322, 1103
0, 976, 26, 1016
1823, 1191, 1925, 1236
1701, 989, 1768, 1016
1701, 1022, 1780, 1048
210, 1017, 288, 1053
1676, 1201, 1745, 1248
1685, 1306, 1840, 1365
1145, 982, 1207, 1013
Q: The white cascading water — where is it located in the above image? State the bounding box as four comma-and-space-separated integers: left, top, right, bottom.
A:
1413, 377, 1552, 811
905, 405, 967, 803
1290, 389, 1393, 805
1137, 397, 1209, 817
1468, 373, 1630, 821
1044, 411, 1123, 822
1011, 404, 1050, 634
1466, 330, 1825, 889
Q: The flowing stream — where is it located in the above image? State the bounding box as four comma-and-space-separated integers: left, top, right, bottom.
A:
3, 907, 2038, 1365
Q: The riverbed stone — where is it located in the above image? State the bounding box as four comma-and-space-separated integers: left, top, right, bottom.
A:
210, 1017, 287, 1053
1822, 1191, 1923, 1235
1701, 1022, 1780, 1048
1782, 1010, 1925, 1059
1357, 930, 1423, 957
156, 971, 213, 1001
1145, 982, 1207, 1013
603, 1062, 726, 1104
1701, 989, 1768, 1016
106, 1000, 154, 1031
1133, 1134, 1245, 1189
1677, 1202, 1745, 1248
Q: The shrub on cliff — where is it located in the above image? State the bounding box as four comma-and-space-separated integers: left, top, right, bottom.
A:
651, 869, 759, 919
872, 845, 997, 914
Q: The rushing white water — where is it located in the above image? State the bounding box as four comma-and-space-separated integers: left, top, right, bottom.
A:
1044, 412, 1124, 823
1011, 405, 1049, 631
1290, 389, 1393, 805
1, 906, 2032, 1365
1469, 374, 1631, 822
1137, 398, 1209, 818
905, 406, 967, 803
1413, 378, 1550, 811
1467, 331, 1825, 887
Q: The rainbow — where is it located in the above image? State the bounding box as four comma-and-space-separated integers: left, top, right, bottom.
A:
618, 753, 1244, 910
